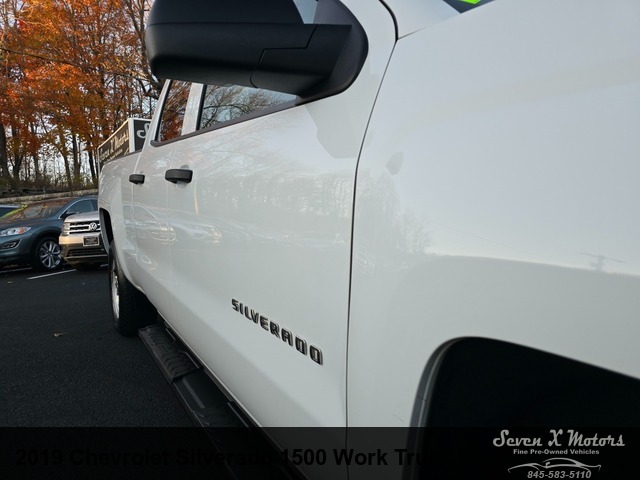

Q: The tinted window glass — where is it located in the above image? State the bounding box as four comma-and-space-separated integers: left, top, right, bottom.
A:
198, 85, 295, 130
444, 0, 494, 13
157, 81, 191, 142
67, 200, 94, 215
1, 198, 70, 220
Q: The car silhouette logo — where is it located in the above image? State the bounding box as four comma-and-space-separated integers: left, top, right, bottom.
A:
508, 457, 601, 473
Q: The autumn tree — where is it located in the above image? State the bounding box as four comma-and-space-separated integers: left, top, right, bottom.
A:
0, 0, 158, 193
0, 0, 29, 187
122, 0, 161, 105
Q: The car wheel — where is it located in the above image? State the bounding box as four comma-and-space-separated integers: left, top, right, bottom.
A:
32, 237, 63, 271
108, 240, 157, 336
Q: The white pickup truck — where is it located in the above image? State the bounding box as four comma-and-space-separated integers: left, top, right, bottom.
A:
99, 0, 640, 475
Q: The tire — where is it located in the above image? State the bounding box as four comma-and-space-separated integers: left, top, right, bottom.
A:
108, 240, 157, 336
31, 236, 63, 271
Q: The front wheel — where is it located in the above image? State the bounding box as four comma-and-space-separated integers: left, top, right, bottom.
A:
32, 237, 63, 271
108, 240, 157, 336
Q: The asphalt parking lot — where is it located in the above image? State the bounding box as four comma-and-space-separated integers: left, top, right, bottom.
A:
0, 265, 297, 480
0, 265, 192, 427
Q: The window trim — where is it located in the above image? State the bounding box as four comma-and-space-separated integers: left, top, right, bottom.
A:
150, 83, 300, 148
153, 80, 192, 144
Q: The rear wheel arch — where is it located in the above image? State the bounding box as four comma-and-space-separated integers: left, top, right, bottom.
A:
108, 239, 157, 336
412, 337, 640, 427
99, 208, 114, 248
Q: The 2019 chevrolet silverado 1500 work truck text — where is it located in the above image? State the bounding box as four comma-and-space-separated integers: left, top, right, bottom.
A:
98, 0, 640, 478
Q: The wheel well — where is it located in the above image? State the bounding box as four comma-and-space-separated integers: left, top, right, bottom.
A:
414, 338, 640, 427
99, 208, 113, 248
30, 231, 62, 249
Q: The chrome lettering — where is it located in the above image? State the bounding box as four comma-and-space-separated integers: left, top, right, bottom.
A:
281, 329, 293, 346
295, 337, 307, 355
310, 346, 323, 365
230, 298, 323, 365
245, 307, 259, 324
269, 321, 280, 338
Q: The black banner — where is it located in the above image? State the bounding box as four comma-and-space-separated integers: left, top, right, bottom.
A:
1, 427, 637, 480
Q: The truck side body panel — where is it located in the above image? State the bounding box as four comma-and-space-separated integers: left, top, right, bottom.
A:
98, 0, 640, 445
349, 0, 640, 426
99, 151, 141, 289
123, 0, 396, 428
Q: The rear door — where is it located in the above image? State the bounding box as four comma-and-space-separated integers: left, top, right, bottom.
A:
128, 81, 199, 323
160, 0, 396, 428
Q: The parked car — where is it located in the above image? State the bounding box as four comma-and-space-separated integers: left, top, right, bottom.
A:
0, 204, 22, 217
59, 211, 107, 270
0, 196, 98, 271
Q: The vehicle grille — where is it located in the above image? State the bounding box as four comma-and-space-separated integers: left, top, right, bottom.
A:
68, 221, 101, 234
65, 247, 106, 258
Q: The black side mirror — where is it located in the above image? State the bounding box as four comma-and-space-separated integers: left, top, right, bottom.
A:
146, 0, 367, 98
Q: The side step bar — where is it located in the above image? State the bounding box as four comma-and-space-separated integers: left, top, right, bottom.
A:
139, 324, 302, 480
139, 323, 244, 428
138, 325, 248, 427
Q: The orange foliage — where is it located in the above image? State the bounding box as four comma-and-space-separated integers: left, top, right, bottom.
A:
0, 0, 158, 186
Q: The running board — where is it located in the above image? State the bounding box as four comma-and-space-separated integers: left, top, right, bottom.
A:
139, 324, 301, 480
138, 323, 245, 428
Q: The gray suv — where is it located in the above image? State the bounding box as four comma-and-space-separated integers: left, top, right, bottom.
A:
59, 211, 107, 270
0, 196, 98, 271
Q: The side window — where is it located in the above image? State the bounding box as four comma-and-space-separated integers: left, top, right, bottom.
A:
198, 85, 295, 131
66, 200, 94, 216
157, 80, 191, 142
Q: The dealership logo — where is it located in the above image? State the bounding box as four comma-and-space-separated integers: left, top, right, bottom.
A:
493, 429, 625, 477
507, 457, 601, 475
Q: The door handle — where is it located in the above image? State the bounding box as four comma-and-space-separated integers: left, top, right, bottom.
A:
129, 174, 145, 185
165, 169, 193, 184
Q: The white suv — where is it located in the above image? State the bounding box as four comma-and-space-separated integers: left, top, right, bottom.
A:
59, 211, 107, 270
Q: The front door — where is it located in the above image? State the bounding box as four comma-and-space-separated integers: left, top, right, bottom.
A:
160, 1, 395, 429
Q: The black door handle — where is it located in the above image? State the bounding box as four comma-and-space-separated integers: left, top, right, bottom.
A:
129, 174, 145, 185
165, 169, 193, 184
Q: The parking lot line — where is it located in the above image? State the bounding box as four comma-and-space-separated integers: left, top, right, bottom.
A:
28, 270, 74, 280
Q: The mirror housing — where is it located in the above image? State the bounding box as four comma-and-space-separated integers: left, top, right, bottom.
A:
146, 0, 366, 97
